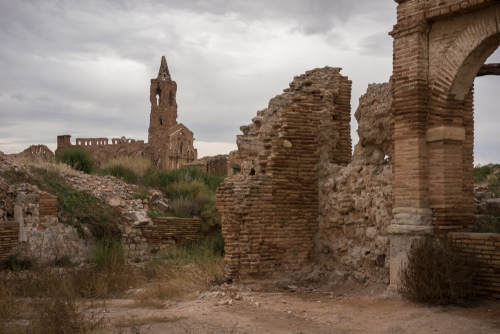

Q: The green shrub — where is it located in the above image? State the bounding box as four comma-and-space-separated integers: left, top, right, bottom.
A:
90, 239, 125, 271
103, 165, 138, 183
474, 165, 492, 184
147, 209, 167, 220
487, 172, 500, 198
53, 256, 73, 268
473, 214, 500, 233
133, 185, 150, 200
398, 237, 478, 306
56, 147, 94, 174
200, 201, 221, 232
142, 167, 225, 193
1, 253, 32, 272
211, 231, 225, 257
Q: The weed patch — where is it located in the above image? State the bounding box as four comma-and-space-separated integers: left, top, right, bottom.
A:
398, 237, 478, 306
473, 214, 500, 233
56, 147, 95, 174
1, 253, 33, 272
114, 315, 184, 328
0, 166, 122, 242
31, 295, 105, 334
139, 235, 224, 300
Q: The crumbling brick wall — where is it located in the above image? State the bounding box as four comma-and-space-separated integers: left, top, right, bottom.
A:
0, 177, 93, 263
0, 221, 18, 260
39, 191, 57, 219
217, 67, 352, 282
56, 135, 148, 168
451, 232, 500, 301
143, 217, 208, 249
18, 145, 54, 160
185, 155, 229, 175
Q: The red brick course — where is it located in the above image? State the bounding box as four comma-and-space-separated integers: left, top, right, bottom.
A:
0, 221, 19, 260
451, 233, 500, 301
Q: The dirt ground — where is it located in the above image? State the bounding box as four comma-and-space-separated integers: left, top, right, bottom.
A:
103, 282, 500, 334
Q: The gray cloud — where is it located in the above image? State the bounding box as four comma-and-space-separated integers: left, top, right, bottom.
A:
1, 0, 498, 165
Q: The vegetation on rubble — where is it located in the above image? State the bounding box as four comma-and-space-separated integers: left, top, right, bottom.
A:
55, 147, 95, 174
474, 163, 500, 184
398, 237, 478, 306
473, 213, 500, 233
99, 156, 226, 230
100, 155, 152, 180
0, 234, 224, 333
0, 166, 121, 242
473, 164, 500, 232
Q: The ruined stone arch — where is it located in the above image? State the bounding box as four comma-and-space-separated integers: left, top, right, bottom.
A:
430, 7, 500, 100
389, 0, 500, 288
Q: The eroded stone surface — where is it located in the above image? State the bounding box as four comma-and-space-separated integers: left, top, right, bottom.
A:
313, 81, 393, 284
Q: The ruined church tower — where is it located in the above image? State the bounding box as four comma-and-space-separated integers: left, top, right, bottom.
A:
148, 56, 197, 169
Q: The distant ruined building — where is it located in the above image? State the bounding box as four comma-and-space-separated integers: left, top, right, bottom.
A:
56, 56, 198, 169
18, 145, 54, 160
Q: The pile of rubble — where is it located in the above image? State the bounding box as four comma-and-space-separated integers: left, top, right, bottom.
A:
0, 154, 172, 261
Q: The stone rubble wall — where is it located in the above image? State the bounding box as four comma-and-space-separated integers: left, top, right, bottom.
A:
122, 217, 216, 260
217, 67, 352, 282
314, 81, 393, 284
0, 179, 94, 263
0, 156, 214, 263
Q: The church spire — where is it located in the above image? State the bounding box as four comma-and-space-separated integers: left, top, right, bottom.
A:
157, 56, 171, 79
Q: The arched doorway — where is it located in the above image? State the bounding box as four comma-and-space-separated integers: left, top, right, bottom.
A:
388, 1, 500, 287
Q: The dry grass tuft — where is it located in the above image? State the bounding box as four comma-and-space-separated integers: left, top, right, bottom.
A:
0, 235, 225, 331
138, 239, 224, 301
114, 315, 185, 328
124, 298, 166, 309
31, 296, 106, 334
10, 154, 83, 176
101, 156, 152, 177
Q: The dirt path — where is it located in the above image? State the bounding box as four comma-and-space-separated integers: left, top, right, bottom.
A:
103, 283, 500, 334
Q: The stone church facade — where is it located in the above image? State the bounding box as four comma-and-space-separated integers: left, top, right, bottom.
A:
56, 56, 197, 169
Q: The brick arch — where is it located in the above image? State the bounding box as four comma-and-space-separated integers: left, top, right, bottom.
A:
430, 7, 500, 101
388, 0, 500, 289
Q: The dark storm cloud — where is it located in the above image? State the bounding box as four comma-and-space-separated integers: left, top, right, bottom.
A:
138, 0, 395, 35
0, 0, 397, 158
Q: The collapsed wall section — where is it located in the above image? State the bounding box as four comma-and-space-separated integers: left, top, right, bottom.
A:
315, 81, 393, 284
216, 67, 352, 282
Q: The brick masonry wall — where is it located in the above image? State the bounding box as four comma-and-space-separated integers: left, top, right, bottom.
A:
0, 221, 19, 260
451, 232, 500, 301
142, 217, 205, 250
39, 191, 57, 219
217, 67, 352, 282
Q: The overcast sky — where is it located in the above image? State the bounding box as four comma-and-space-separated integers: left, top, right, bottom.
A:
0, 0, 498, 164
